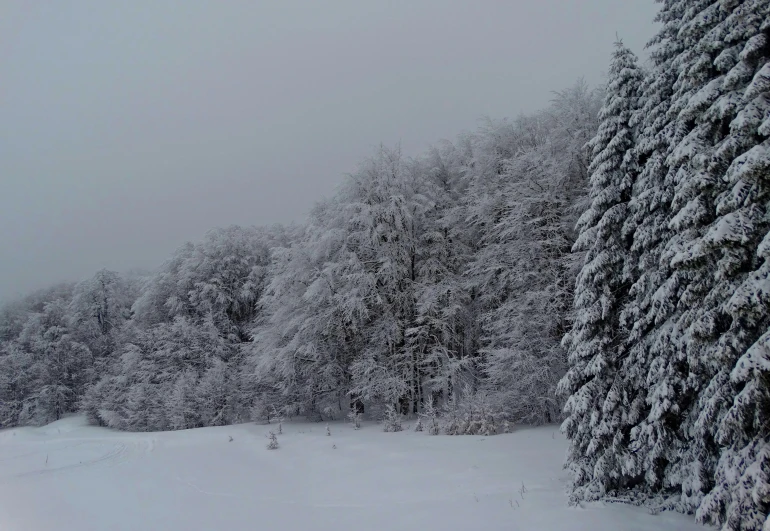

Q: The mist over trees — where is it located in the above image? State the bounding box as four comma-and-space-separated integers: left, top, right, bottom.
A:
1, 1, 769, 529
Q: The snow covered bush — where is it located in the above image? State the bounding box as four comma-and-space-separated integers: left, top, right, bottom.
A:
442, 388, 502, 436
382, 404, 402, 432
442, 393, 462, 436
271, 406, 284, 434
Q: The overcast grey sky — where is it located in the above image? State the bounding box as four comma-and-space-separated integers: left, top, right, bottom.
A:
0, 1, 657, 302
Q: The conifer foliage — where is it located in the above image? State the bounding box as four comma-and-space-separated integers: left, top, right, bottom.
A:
560, 1, 770, 528
559, 40, 643, 502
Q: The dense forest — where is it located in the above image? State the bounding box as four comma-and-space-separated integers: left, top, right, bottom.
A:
1, 1, 769, 529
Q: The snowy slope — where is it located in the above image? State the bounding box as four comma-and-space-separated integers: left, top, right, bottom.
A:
0, 417, 705, 531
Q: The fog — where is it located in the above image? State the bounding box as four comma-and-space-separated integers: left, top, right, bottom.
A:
0, 0, 656, 302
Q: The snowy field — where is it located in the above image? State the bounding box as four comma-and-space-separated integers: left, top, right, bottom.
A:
0, 416, 705, 531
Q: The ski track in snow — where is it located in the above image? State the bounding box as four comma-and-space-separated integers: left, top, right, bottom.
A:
12, 442, 128, 478
0, 416, 706, 531
0, 422, 158, 484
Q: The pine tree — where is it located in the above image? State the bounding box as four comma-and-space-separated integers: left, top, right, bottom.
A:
562, 0, 762, 511
571, 1, 770, 525
614, 0, 698, 502
560, 40, 644, 502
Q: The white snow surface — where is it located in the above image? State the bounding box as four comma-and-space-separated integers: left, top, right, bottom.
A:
0, 416, 706, 531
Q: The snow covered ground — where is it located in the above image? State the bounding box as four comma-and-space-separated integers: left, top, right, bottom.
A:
0, 416, 705, 531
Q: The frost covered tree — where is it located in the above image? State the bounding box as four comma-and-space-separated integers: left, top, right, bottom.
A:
420, 395, 440, 435
468, 81, 601, 424
266, 431, 279, 450
0, 283, 75, 342
560, 41, 644, 501
80, 224, 284, 430
348, 405, 362, 430
251, 204, 369, 418
253, 146, 452, 418
133, 225, 276, 342
408, 142, 477, 415
13, 299, 92, 425
250, 81, 602, 426
85, 315, 231, 431
69, 269, 136, 375
344, 147, 427, 413
382, 404, 403, 432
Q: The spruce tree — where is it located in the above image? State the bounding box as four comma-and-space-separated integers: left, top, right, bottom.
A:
627, 0, 730, 509
560, 40, 644, 501
686, 1, 770, 528
615, 0, 686, 496
608, 0, 770, 525
615, 0, 721, 502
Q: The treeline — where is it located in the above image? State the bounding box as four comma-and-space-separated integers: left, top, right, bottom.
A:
0, 80, 599, 432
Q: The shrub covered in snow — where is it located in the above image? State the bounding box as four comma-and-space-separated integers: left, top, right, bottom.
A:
382, 404, 402, 432
443, 388, 502, 436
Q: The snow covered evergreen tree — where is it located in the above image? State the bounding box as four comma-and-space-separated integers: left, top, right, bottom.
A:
562, 2, 770, 527
610, 0, 691, 503
619, 2, 770, 524
687, 1, 770, 528
560, 41, 644, 501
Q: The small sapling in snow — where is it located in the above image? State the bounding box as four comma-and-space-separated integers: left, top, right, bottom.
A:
266, 431, 279, 450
